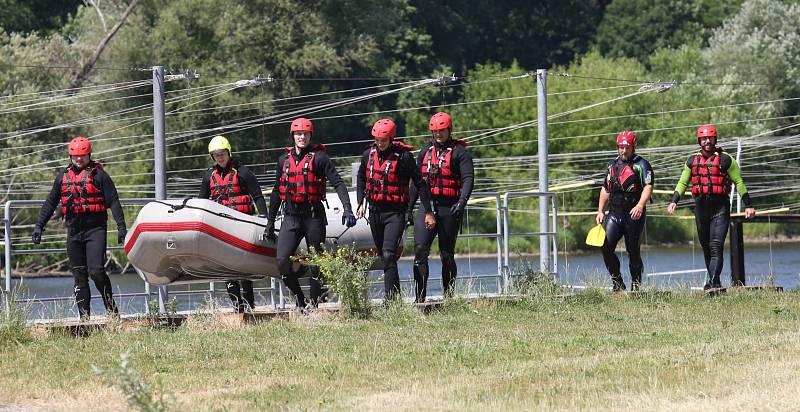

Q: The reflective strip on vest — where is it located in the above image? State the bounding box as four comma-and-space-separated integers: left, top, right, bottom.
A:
210, 168, 255, 214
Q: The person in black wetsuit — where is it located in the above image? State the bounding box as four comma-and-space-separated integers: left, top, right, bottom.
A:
198, 135, 268, 313
595, 131, 654, 291
407, 112, 474, 302
667, 124, 756, 290
265, 118, 357, 309
356, 118, 434, 301
32, 136, 127, 319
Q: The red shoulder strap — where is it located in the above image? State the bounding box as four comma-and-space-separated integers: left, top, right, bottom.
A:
393, 141, 413, 152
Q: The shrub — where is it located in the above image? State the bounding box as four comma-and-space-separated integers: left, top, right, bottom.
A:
294, 244, 376, 319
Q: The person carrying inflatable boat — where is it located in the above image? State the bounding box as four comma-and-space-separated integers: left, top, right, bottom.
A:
199, 135, 268, 313
266, 118, 357, 309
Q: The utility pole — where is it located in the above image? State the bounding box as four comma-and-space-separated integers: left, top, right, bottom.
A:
536, 69, 551, 273
152, 66, 168, 312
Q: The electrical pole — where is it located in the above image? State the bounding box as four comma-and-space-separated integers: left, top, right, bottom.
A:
152, 66, 168, 313
537, 69, 551, 273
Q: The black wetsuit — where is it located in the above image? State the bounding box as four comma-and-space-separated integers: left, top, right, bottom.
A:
268, 147, 353, 307
36, 162, 127, 318
408, 140, 474, 302
601, 155, 653, 291
199, 161, 267, 312
670, 150, 752, 289
356, 143, 432, 300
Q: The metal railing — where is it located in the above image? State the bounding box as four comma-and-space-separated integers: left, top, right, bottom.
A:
501, 192, 559, 293
2, 192, 557, 319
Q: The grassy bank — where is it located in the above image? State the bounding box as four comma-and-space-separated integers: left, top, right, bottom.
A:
1, 291, 799, 411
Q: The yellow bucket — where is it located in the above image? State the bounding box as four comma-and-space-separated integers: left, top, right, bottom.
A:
585, 224, 606, 247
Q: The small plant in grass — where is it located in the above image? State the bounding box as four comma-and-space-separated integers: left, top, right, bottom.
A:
294, 244, 376, 319
377, 297, 422, 325
573, 286, 608, 305
144, 297, 178, 326
510, 263, 561, 307
0, 291, 33, 348
92, 351, 175, 412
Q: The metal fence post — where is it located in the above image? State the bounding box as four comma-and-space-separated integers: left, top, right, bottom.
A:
3, 202, 14, 295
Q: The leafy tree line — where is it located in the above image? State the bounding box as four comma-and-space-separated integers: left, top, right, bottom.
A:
2, 0, 800, 260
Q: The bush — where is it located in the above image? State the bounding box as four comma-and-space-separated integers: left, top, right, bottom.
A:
294, 244, 377, 319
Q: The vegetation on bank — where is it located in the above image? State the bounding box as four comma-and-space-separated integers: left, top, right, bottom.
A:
1, 283, 799, 410
4, 0, 800, 266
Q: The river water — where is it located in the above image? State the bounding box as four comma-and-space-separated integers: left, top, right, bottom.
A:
9, 243, 798, 319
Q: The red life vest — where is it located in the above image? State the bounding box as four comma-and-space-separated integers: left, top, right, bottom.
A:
606, 158, 643, 210
690, 153, 731, 196
365, 141, 413, 204
279, 144, 327, 204
421, 140, 466, 199
60, 163, 106, 215
607, 159, 642, 194
209, 166, 255, 215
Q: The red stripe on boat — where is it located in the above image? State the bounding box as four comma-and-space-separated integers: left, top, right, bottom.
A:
124, 221, 275, 257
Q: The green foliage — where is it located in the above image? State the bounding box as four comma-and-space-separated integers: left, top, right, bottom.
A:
595, 0, 742, 64
704, 0, 800, 128
413, 0, 609, 71
510, 263, 563, 309
0, 0, 80, 34
294, 244, 376, 318
92, 351, 176, 412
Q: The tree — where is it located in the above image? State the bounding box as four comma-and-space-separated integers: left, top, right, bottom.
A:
594, 0, 742, 64
0, 0, 81, 34
412, 0, 610, 72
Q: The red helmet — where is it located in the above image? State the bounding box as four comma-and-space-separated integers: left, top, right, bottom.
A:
616, 131, 636, 147
290, 117, 313, 133
429, 112, 452, 131
371, 118, 397, 139
696, 124, 717, 140
68, 136, 92, 156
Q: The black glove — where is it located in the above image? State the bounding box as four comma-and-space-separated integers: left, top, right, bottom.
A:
405, 211, 414, 228
450, 200, 467, 218
264, 219, 276, 241
117, 228, 128, 245
32, 225, 43, 245
342, 211, 357, 228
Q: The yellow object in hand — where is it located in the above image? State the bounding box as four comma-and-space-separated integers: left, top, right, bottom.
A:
585, 224, 606, 247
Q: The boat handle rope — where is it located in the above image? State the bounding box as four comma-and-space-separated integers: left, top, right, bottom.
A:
151, 198, 269, 228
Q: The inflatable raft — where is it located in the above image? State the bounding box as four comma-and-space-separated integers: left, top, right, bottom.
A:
124, 193, 375, 285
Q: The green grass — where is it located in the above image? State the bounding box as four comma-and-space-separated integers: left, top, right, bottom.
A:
2, 291, 800, 411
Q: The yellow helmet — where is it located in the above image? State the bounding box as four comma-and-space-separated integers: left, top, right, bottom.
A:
208, 135, 232, 157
